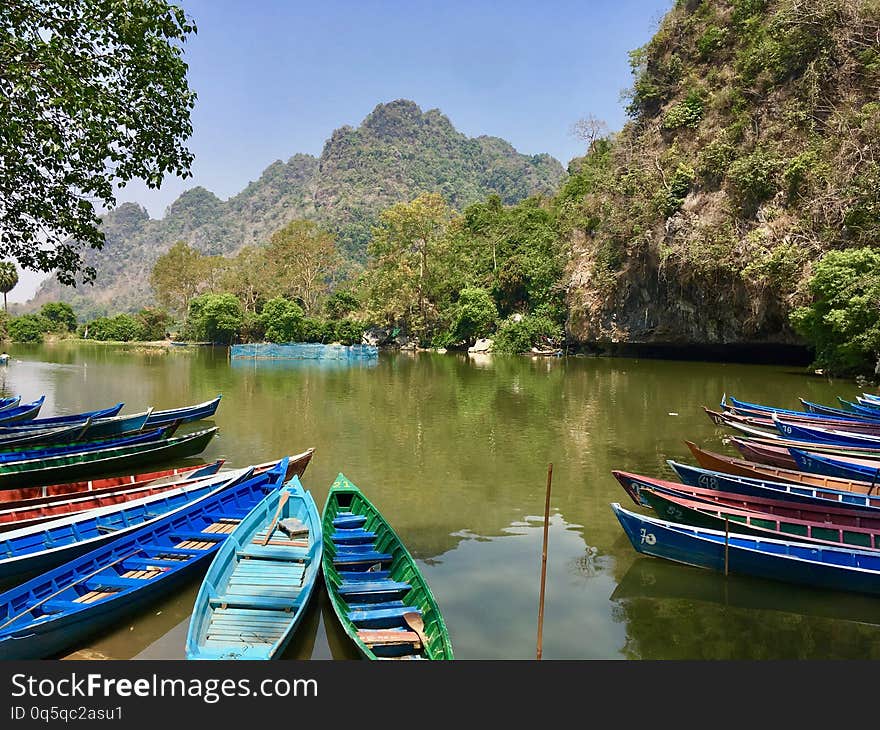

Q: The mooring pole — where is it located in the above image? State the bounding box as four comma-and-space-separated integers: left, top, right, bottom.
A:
537, 463, 553, 660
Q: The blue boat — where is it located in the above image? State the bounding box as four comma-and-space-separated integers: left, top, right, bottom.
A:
0, 396, 222, 434
0, 396, 46, 423
0, 396, 21, 412
667, 461, 880, 511
838, 397, 880, 418
186, 475, 322, 660
789, 448, 880, 483
773, 417, 880, 448
0, 466, 256, 584
613, 502, 880, 596
0, 398, 123, 427
724, 394, 871, 423
799, 398, 880, 421
0, 460, 290, 659
0, 425, 174, 465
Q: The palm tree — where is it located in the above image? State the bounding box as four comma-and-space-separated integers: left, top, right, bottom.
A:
0, 263, 18, 313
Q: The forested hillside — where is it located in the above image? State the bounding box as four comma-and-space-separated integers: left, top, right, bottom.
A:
562, 0, 879, 347
32, 100, 564, 313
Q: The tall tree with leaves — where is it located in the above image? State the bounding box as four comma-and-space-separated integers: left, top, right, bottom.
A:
364, 193, 453, 343
150, 241, 206, 316
265, 220, 340, 315
0, 0, 197, 286
0, 263, 18, 313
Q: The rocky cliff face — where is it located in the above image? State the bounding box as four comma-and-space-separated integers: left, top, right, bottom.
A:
562, 0, 880, 349
34, 100, 564, 312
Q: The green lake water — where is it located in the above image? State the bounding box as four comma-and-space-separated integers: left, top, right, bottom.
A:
4, 341, 880, 660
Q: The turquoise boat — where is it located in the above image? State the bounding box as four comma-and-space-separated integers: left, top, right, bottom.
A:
185, 475, 322, 659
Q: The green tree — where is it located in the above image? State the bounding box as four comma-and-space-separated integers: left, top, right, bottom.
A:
220, 246, 273, 313
136, 307, 173, 341
83, 314, 144, 342
0, 0, 197, 285
449, 287, 498, 344
185, 293, 243, 344
790, 248, 880, 375
259, 298, 305, 343
8, 314, 51, 343
493, 314, 564, 354
150, 241, 207, 316
265, 221, 340, 315
39, 302, 77, 332
0, 263, 18, 313
363, 193, 453, 343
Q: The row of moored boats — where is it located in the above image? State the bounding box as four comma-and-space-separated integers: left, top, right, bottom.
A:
0, 393, 453, 660
613, 392, 880, 595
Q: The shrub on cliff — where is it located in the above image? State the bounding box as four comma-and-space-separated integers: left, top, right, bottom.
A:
492, 314, 563, 354
790, 248, 880, 375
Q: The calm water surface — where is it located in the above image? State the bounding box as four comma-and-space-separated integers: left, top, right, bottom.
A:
4, 342, 880, 660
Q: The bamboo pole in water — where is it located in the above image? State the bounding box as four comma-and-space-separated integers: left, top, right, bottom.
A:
536, 463, 553, 660
724, 517, 730, 576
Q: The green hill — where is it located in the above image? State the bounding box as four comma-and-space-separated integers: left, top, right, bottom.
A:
33, 100, 564, 313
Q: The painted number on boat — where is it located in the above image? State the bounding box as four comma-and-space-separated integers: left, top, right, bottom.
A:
639, 529, 656, 546
698, 475, 719, 489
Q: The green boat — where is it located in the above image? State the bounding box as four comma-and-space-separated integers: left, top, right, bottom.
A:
321, 473, 454, 660
0, 427, 217, 490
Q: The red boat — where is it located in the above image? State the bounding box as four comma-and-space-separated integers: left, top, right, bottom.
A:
612, 470, 880, 528
685, 441, 876, 494
0, 449, 316, 533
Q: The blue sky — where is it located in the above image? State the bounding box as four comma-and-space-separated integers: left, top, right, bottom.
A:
16, 0, 672, 300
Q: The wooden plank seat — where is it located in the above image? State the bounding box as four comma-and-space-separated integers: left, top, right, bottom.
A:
338, 569, 391, 582
95, 524, 121, 533
332, 513, 366, 529
143, 546, 202, 558
250, 531, 309, 548
338, 580, 411, 600
332, 550, 392, 567
170, 531, 227, 543
122, 557, 181, 570
209, 594, 298, 611
41, 599, 91, 614
331, 528, 376, 544
348, 603, 422, 628
236, 545, 309, 561
334, 543, 376, 553
356, 629, 420, 648
82, 575, 154, 591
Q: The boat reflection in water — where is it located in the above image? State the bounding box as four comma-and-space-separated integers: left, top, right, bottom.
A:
611, 558, 880, 644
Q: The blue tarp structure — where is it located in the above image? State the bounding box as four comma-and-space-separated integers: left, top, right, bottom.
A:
230, 343, 379, 360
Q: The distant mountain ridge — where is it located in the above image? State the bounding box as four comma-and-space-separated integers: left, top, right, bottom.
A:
32, 100, 565, 313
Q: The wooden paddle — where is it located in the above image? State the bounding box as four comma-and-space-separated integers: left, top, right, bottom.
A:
261, 491, 290, 546
0, 549, 141, 631
402, 611, 428, 653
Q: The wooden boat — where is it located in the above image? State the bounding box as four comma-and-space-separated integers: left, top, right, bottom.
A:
668, 460, 880, 511
0, 427, 218, 490
773, 417, 880, 448
0, 396, 21, 412
799, 398, 880, 421
612, 502, 880, 597
640, 486, 880, 550
321, 473, 453, 660
0, 466, 259, 583
186, 475, 322, 659
0, 396, 46, 423
706, 407, 880, 436
789, 448, 880, 483
685, 441, 875, 494
0, 398, 124, 427
0, 460, 226, 532
0, 424, 176, 465
0, 461, 289, 659
0, 396, 220, 434
0, 411, 155, 445
0, 450, 314, 532
613, 470, 880, 523
725, 394, 877, 423
837, 397, 880, 418
862, 393, 880, 404
0, 421, 97, 449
